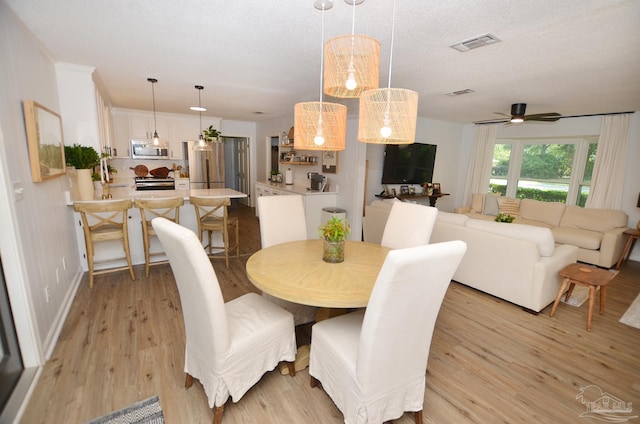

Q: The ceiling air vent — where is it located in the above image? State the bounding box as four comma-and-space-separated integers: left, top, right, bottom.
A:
446, 89, 475, 96
450, 33, 501, 52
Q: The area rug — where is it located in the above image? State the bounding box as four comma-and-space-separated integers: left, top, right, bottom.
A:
561, 285, 592, 307
620, 293, 640, 330
84, 396, 164, 424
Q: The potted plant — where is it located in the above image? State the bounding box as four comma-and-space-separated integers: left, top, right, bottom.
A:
318, 216, 351, 263
495, 213, 516, 223
202, 125, 222, 143
64, 144, 100, 200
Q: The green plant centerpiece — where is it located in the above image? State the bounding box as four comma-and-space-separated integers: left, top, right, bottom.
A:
202, 125, 223, 143
318, 216, 351, 263
495, 213, 516, 223
64, 144, 100, 170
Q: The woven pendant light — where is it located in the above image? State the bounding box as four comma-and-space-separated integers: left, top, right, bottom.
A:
358, 0, 418, 144
358, 88, 418, 144
294, 0, 347, 151
324, 34, 380, 98
295, 101, 347, 151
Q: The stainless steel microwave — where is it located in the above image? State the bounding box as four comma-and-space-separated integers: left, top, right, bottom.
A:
130, 139, 169, 160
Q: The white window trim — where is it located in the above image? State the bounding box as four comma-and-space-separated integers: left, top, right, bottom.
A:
494, 136, 598, 205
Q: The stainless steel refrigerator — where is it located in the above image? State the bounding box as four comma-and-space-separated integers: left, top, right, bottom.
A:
184, 141, 225, 189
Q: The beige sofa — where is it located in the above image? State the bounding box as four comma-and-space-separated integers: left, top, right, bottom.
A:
456, 195, 629, 268
430, 212, 578, 312
362, 201, 579, 312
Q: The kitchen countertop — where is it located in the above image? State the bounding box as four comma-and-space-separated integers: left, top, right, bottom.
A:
256, 181, 336, 195
69, 186, 247, 205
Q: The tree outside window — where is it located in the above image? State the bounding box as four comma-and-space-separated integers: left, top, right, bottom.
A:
489, 137, 598, 205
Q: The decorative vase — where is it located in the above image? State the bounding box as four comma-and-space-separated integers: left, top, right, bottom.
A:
323, 239, 345, 263
76, 168, 95, 201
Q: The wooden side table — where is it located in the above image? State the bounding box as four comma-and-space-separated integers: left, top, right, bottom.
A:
616, 228, 640, 269
549, 263, 616, 331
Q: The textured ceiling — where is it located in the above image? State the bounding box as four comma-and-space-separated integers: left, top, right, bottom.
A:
5, 0, 640, 123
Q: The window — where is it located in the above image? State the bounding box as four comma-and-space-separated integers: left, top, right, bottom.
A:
489, 137, 598, 205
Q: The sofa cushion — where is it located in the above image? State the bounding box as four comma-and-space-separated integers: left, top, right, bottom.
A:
437, 211, 469, 226
497, 198, 521, 217
559, 205, 628, 232
465, 219, 556, 256
482, 193, 502, 216
513, 217, 553, 229
519, 199, 566, 227
552, 227, 602, 250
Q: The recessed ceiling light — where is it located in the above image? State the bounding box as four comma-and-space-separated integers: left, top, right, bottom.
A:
190, 106, 207, 111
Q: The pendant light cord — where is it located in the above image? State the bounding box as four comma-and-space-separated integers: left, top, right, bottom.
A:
387, 0, 396, 88
151, 80, 158, 133
319, 3, 327, 106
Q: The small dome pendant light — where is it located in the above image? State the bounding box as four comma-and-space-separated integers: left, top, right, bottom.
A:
192, 85, 213, 152
147, 78, 168, 148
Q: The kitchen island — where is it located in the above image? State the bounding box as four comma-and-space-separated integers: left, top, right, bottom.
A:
70, 187, 247, 273
255, 181, 338, 239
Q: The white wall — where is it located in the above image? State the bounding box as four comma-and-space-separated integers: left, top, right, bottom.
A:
0, 1, 83, 367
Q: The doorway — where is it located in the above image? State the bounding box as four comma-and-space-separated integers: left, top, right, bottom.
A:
0, 257, 23, 415
222, 136, 250, 207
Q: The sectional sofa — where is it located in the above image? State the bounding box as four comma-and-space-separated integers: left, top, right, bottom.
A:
361, 196, 630, 312
456, 194, 629, 268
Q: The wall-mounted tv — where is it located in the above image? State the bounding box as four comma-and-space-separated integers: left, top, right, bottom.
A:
381, 143, 437, 185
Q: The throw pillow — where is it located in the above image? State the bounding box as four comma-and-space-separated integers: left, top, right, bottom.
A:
497, 198, 521, 217
483, 193, 502, 216
470, 193, 484, 213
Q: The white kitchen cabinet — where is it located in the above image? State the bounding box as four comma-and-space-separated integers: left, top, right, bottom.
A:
129, 114, 169, 141
110, 112, 131, 157
255, 182, 337, 239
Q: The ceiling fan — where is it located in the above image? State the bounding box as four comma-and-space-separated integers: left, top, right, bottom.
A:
476, 103, 562, 124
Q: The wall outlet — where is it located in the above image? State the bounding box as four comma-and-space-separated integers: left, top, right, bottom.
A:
45, 286, 50, 303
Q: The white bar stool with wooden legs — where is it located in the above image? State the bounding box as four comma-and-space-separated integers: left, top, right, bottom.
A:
73, 199, 136, 288
134, 197, 185, 277
190, 197, 239, 269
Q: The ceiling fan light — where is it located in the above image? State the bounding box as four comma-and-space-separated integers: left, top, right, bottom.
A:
510, 117, 524, 123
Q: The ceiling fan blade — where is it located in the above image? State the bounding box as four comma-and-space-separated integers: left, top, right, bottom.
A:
524, 112, 561, 119
494, 112, 511, 117
523, 115, 561, 122
473, 118, 509, 124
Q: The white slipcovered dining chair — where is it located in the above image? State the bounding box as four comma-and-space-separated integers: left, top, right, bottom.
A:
257, 194, 318, 326
309, 240, 467, 424
151, 217, 296, 424
380, 201, 439, 249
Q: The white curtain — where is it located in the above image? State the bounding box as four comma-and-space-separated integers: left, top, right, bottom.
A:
462, 124, 498, 205
585, 114, 631, 209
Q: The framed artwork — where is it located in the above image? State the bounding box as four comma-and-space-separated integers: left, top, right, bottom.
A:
322, 150, 338, 173
433, 183, 441, 195
23, 100, 66, 182
400, 185, 409, 195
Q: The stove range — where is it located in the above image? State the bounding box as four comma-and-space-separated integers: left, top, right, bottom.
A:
134, 176, 175, 191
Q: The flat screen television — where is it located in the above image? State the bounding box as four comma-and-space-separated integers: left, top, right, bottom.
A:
381, 143, 437, 185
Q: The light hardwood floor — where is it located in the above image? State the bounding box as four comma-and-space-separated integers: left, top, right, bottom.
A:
22, 205, 640, 423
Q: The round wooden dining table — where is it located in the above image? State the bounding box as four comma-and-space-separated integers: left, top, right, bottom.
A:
246, 239, 390, 308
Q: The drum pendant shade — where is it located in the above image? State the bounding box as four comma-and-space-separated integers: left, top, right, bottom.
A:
294, 102, 347, 151
324, 35, 380, 98
358, 88, 418, 144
